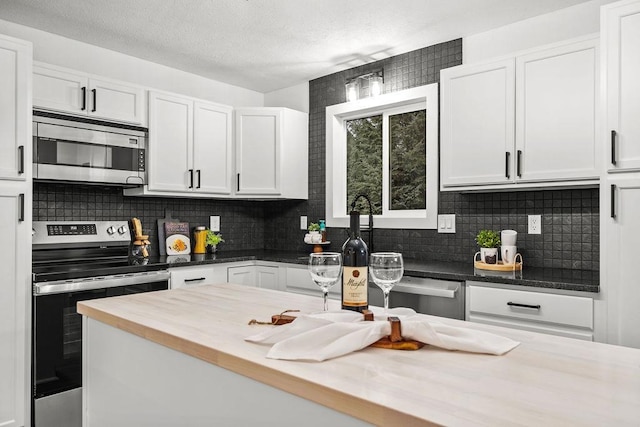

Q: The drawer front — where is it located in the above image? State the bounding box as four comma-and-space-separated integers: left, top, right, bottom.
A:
469, 286, 593, 329
170, 266, 218, 289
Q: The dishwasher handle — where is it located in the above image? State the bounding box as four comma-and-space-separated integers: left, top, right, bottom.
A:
392, 278, 460, 299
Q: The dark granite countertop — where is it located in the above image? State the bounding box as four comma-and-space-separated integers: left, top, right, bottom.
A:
153, 250, 599, 294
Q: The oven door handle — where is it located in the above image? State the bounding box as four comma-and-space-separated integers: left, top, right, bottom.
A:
33, 271, 170, 295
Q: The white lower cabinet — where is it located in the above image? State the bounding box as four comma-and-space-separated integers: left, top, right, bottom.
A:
284, 264, 340, 299
602, 176, 640, 348
172, 262, 282, 291
227, 264, 280, 290
255, 266, 279, 290
227, 265, 256, 287
170, 265, 226, 289
466, 282, 594, 341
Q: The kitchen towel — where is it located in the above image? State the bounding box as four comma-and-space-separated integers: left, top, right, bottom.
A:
245, 308, 520, 361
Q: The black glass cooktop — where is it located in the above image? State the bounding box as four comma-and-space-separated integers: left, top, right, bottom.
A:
32, 246, 168, 282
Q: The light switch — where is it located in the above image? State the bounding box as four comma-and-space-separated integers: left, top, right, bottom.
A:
300, 216, 308, 230
437, 214, 456, 233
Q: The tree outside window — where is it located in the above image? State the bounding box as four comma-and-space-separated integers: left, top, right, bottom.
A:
346, 110, 426, 215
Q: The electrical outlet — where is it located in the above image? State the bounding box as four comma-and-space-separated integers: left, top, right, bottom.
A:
210, 216, 220, 232
300, 216, 307, 230
528, 215, 541, 234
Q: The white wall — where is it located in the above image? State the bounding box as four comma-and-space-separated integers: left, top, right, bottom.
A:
463, 0, 616, 63
264, 82, 309, 113
0, 18, 263, 107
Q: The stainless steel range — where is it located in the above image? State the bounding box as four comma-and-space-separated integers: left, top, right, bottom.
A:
32, 221, 169, 427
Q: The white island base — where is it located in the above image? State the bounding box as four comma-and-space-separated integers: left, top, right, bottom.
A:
83, 318, 369, 426
79, 284, 640, 427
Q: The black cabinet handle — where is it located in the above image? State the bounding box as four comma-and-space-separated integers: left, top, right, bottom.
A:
91, 88, 97, 112
197, 170, 201, 189
81, 87, 87, 111
18, 193, 24, 222
188, 169, 194, 189
611, 184, 616, 219
611, 130, 617, 165
516, 150, 522, 178
507, 301, 540, 310
184, 277, 206, 283
505, 152, 510, 178
18, 145, 24, 174
237, 173, 240, 192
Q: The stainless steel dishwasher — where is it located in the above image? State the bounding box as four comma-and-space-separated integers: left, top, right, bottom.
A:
369, 276, 465, 320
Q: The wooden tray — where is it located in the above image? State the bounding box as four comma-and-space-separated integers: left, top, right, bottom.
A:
474, 252, 523, 271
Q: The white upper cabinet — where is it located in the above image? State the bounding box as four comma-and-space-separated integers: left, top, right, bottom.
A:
604, 1, 640, 172
194, 101, 233, 194
33, 62, 146, 126
440, 59, 515, 187
235, 107, 308, 199
147, 91, 192, 192
0, 35, 30, 181
440, 36, 599, 191
145, 91, 232, 195
516, 39, 598, 182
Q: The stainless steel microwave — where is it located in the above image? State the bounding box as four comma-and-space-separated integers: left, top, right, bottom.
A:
33, 115, 147, 186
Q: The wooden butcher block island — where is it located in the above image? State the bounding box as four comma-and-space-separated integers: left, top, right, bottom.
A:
77, 283, 640, 426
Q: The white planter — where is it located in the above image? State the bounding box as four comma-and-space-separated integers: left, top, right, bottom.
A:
480, 247, 498, 264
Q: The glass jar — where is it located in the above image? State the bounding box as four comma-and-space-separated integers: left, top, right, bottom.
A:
193, 226, 207, 254
131, 240, 150, 258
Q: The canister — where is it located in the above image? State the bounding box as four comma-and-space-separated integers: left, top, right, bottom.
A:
193, 226, 207, 254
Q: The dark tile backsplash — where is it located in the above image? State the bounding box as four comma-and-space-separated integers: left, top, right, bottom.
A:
33, 38, 600, 271
33, 182, 267, 256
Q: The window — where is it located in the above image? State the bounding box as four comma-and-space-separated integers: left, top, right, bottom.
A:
326, 84, 438, 229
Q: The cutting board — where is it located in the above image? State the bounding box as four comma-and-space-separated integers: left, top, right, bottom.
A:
157, 211, 180, 256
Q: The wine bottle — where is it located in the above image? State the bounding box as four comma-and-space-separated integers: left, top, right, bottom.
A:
341, 210, 368, 312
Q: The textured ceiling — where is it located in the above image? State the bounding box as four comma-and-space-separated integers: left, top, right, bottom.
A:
1, 0, 594, 92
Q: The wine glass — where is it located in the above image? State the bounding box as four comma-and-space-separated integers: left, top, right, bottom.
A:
369, 252, 404, 313
308, 252, 342, 311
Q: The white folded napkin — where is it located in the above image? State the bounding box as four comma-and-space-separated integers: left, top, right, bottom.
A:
246, 308, 520, 361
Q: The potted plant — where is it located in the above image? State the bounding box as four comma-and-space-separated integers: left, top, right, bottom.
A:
205, 230, 225, 253
475, 229, 501, 264
307, 222, 320, 233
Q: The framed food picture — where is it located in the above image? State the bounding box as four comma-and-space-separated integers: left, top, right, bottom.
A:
164, 222, 191, 255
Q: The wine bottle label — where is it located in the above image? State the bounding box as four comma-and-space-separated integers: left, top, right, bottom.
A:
342, 266, 368, 306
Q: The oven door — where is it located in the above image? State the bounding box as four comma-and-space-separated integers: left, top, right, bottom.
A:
33, 274, 168, 427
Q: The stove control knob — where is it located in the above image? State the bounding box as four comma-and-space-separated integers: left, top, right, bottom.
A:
106, 226, 115, 235
117, 226, 128, 235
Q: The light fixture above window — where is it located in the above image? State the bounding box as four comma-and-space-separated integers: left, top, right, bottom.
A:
345, 70, 384, 102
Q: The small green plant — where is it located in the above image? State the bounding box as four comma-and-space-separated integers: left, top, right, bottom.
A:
475, 229, 501, 248
205, 230, 225, 246
308, 222, 320, 232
